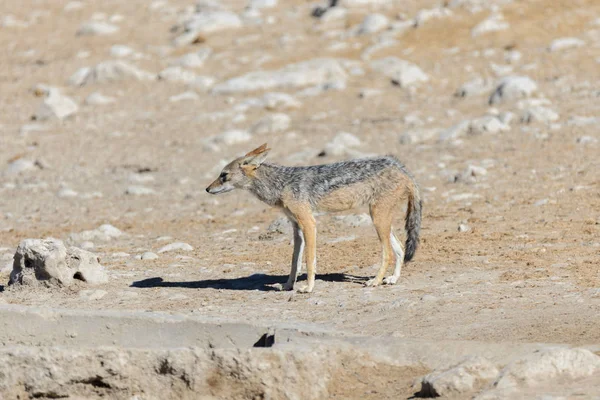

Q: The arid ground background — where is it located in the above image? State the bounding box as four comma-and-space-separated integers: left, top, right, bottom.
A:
0, 0, 599, 398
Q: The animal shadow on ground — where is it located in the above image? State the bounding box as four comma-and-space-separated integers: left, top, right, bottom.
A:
131, 273, 368, 292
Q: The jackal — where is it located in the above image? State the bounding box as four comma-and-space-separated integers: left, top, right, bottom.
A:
206, 144, 422, 293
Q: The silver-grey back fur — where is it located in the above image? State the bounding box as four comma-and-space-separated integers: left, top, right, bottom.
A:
249, 156, 413, 207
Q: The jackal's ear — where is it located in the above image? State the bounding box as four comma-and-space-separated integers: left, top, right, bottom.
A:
241, 143, 270, 166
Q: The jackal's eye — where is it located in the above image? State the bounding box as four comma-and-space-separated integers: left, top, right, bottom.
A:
219, 172, 228, 182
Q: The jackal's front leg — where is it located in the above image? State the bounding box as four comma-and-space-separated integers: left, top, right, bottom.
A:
277, 221, 304, 291
290, 211, 316, 294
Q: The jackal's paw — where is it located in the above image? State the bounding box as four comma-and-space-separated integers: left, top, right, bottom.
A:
364, 278, 382, 287
296, 283, 314, 294
273, 282, 294, 291
383, 275, 399, 285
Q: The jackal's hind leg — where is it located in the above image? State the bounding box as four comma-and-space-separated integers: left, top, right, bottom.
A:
365, 202, 393, 287
383, 230, 404, 285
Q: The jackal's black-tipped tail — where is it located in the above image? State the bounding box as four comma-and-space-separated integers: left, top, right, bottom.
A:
404, 185, 422, 262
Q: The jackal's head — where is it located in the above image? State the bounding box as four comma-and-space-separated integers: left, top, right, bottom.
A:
205, 143, 271, 195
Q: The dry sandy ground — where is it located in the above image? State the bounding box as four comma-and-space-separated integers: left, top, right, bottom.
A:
0, 0, 599, 398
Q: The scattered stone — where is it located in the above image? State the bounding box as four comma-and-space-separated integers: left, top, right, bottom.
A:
33, 89, 78, 121
85, 92, 116, 105
469, 115, 510, 135
141, 252, 159, 260
69, 224, 123, 243
567, 116, 598, 126
248, 0, 278, 9
158, 67, 214, 89
323, 132, 361, 156
334, 213, 371, 227
577, 136, 598, 145
79, 289, 108, 300
471, 13, 509, 37
267, 217, 293, 235
489, 76, 538, 104
369, 57, 428, 87
158, 242, 194, 253
69, 61, 155, 86
250, 113, 291, 134
208, 129, 252, 147
212, 58, 347, 94
399, 128, 440, 145
419, 357, 499, 397
262, 92, 302, 110
20, 124, 48, 136
521, 106, 560, 124
125, 186, 156, 196
57, 188, 78, 198
169, 91, 200, 102
5, 159, 39, 175
110, 45, 134, 58
549, 37, 585, 52
491, 348, 600, 393
77, 21, 119, 36
9, 238, 108, 286
455, 77, 494, 97
458, 223, 470, 232
174, 11, 243, 46
171, 48, 212, 68
356, 13, 389, 35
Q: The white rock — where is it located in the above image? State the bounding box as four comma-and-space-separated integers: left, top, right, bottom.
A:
251, 113, 291, 134
9, 238, 108, 286
493, 348, 600, 392
5, 159, 38, 174
469, 115, 510, 134
68, 67, 92, 86
369, 57, 428, 87
248, 0, 277, 9
356, 13, 389, 35
20, 124, 48, 136
69, 61, 155, 86
57, 188, 78, 198
85, 92, 116, 105
171, 48, 212, 68
521, 106, 560, 124
64, 1, 84, 12
79, 289, 108, 300
158, 67, 214, 89
458, 223, 470, 232
211, 130, 252, 147
549, 37, 585, 52
471, 13, 509, 37
577, 136, 598, 145
169, 91, 200, 102
414, 7, 453, 27
174, 11, 242, 46
334, 214, 371, 227
399, 128, 440, 145
33, 89, 78, 121
110, 45, 134, 58
141, 252, 159, 260
489, 76, 537, 104
456, 77, 494, 97
76, 224, 123, 243
323, 132, 361, 156
212, 58, 347, 94
262, 92, 302, 110
1, 15, 28, 28
125, 186, 156, 196
420, 357, 499, 397
77, 21, 119, 36
267, 217, 292, 235
567, 116, 599, 126
158, 242, 194, 253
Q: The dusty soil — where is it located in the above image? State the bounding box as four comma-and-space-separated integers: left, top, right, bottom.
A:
0, 0, 599, 398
